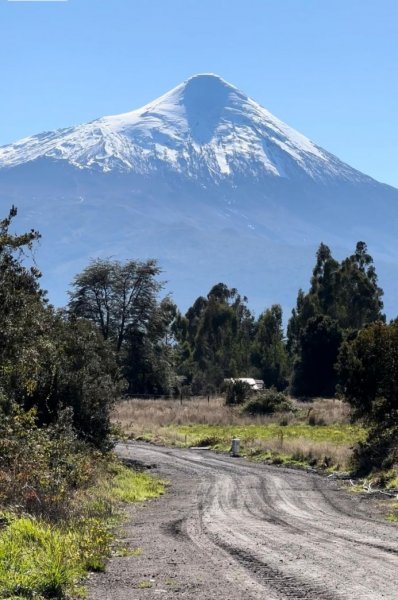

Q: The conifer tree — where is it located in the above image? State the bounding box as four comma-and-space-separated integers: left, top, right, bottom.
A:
251, 305, 288, 390
174, 283, 255, 392
288, 241, 384, 397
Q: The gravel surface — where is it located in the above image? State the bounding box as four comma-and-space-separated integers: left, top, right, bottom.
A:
88, 442, 398, 600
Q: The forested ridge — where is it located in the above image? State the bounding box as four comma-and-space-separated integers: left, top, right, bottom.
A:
0, 206, 397, 596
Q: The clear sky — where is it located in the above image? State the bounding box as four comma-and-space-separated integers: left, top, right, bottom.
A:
0, 0, 397, 186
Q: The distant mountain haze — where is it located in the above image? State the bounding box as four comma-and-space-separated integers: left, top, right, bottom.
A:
1, 74, 397, 317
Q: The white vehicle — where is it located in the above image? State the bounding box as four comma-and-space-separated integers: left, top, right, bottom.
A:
227, 378, 264, 391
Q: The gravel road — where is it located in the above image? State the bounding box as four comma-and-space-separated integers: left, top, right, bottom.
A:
88, 443, 397, 600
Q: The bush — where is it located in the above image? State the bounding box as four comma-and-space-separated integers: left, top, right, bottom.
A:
244, 388, 293, 415
28, 317, 121, 452
0, 404, 98, 520
225, 380, 252, 405
350, 424, 398, 476
337, 320, 398, 474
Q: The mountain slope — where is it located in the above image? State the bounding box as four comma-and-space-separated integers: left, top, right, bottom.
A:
0, 74, 397, 316
0, 74, 371, 183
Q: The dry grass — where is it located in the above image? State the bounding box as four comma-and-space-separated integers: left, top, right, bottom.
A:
113, 396, 357, 471
246, 437, 353, 469
114, 396, 255, 432
295, 398, 351, 425
114, 395, 351, 435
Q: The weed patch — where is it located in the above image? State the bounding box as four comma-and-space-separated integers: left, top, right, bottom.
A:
137, 580, 153, 589
0, 463, 164, 598
114, 546, 142, 558
108, 463, 165, 503
0, 515, 91, 598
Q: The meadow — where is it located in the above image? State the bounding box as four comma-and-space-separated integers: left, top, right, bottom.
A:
114, 396, 365, 471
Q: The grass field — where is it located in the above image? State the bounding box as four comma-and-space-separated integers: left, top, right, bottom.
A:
114, 396, 365, 471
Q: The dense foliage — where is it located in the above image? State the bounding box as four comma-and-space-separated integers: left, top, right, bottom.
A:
69, 258, 177, 395
0, 405, 98, 519
288, 242, 384, 397
251, 304, 289, 390
0, 208, 119, 449
337, 320, 398, 474
291, 315, 342, 397
172, 242, 383, 401
243, 388, 293, 415
173, 284, 254, 392
173, 284, 288, 394
0, 208, 165, 599
224, 379, 253, 405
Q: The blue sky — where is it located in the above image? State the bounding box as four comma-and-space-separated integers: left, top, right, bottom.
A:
0, 0, 397, 186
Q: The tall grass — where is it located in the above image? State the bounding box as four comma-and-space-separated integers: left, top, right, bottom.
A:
114, 396, 351, 432
114, 396, 361, 471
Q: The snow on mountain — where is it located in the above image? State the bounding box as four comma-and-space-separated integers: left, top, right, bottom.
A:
1, 74, 397, 317
0, 74, 369, 184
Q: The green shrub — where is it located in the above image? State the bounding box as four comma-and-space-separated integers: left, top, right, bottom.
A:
350, 424, 398, 476
337, 320, 398, 474
244, 388, 293, 415
0, 404, 98, 520
225, 380, 252, 405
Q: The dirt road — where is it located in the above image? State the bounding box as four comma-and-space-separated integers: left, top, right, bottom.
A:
89, 443, 397, 600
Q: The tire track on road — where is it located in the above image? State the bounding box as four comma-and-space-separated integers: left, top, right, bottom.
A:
109, 443, 398, 600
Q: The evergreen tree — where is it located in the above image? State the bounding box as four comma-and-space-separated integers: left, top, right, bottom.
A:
174, 283, 255, 392
337, 320, 398, 473
69, 258, 162, 351
336, 242, 384, 329
0, 206, 45, 407
291, 315, 342, 397
0, 208, 119, 449
123, 296, 178, 395
288, 241, 384, 398
251, 305, 289, 390
69, 258, 177, 395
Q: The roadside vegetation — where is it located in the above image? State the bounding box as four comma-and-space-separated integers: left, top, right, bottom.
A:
0, 207, 165, 599
0, 404, 165, 599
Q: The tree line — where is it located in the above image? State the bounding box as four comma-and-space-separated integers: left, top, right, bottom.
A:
1, 206, 397, 473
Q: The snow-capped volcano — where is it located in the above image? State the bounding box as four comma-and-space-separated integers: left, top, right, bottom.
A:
0, 74, 368, 183
0, 74, 397, 317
